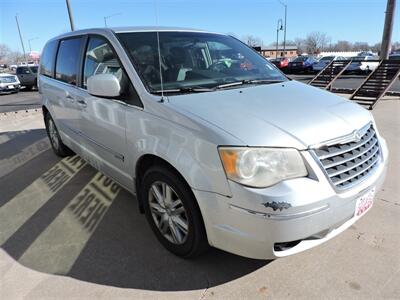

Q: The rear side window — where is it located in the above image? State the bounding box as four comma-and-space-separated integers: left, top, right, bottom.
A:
40, 40, 58, 78
55, 37, 84, 85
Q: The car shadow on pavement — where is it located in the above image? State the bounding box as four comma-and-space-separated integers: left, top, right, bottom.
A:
66, 188, 271, 291
0, 129, 271, 292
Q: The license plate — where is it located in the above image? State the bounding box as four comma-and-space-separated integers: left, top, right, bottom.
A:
354, 188, 375, 218
8, 85, 14, 89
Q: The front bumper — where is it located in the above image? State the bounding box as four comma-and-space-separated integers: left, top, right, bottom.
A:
0, 84, 20, 93
193, 138, 389, 260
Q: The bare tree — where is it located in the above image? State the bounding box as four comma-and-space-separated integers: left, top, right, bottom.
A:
304, 32, 331, 54
392, 41, 400, 51
7, 51, 25, 64
334, 40, 353, 52
371, 42, 382, 53
294, 38, 306, 54
0, 44, 11, 63
242, 35, 263, 47
352, 42, 370, 51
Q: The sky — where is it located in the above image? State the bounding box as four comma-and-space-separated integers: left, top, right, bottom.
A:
1, 0, 399, 53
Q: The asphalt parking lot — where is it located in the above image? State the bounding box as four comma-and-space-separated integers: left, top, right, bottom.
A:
0, 89, 41, 113
0, 90, 399, 299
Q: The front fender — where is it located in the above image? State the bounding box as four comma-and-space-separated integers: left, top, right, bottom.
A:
125, 105, 236, 197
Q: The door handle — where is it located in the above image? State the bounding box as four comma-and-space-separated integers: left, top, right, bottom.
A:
77, 99, 87, 107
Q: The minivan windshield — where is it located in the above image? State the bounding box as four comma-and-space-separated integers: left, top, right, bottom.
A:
117, 31, 287, 93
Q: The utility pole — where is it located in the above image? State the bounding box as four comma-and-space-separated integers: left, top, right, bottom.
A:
278, 1, 287, 57
65, 0, 75, 31
15, 15, 27, 62
380, 0, 396, 59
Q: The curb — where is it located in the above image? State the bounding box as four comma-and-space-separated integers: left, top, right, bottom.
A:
0, 108, 42, 121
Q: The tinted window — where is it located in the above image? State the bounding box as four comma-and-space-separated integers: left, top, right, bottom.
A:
40, 40, 58, 78
293, 56, 307, 62
30, 66, 38, 73
83, 36, 142, 107
55, 37, 84, 85
17, 67, 30, 74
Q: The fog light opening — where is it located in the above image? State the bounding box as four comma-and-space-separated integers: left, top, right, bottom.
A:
274, 240, 302, 252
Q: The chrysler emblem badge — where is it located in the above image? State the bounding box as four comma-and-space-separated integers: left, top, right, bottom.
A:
353, 130, 362, 142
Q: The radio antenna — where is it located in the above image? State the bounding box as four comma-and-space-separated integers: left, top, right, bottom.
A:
154, 0, 164, 102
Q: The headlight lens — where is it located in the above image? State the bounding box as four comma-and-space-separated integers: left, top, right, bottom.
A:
219, 147, 307, 188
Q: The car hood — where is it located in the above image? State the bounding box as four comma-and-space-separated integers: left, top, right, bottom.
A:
168, 81, 372, 149
315, 61, 330, 66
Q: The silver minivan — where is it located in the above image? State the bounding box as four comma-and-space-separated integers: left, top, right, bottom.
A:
39, 27, 388, 259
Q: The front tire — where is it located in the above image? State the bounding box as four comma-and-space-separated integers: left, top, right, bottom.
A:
141, 165, 209, 258
44, 113, 74, 157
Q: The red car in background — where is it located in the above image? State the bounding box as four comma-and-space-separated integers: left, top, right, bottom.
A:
270, 57, 289, 71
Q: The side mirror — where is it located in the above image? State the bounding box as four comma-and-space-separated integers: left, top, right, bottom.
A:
87, 74, 121, 98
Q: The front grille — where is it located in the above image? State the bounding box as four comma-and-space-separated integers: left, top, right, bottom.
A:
313, 125, 381, 190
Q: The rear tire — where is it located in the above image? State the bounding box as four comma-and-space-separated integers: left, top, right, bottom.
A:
44, 113, 74, 157
141, 165, 209, 258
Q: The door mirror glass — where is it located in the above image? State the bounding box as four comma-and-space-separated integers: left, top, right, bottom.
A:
87, 73, 121, 98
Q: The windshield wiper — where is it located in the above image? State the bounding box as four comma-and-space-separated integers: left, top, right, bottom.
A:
152, 87, 215, 94
215, 79, 284, 90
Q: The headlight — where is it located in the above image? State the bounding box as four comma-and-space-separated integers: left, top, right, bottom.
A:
218, 147, 307, 188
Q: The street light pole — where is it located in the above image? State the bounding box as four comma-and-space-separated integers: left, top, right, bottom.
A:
104, 13, 122, 27
276, 19, 283, 59
380, 0, 396, 59
15, 14, 27, 62
278, 0, 287, 57
28, 37, 39, 53
65, 0, 75, 31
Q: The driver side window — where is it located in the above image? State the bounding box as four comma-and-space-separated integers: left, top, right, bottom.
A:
82, 36, 142, 107
83, 37, 122, 88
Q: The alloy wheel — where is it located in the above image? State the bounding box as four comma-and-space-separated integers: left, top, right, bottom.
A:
148, 181, 189, 244
48, 118, 59, 150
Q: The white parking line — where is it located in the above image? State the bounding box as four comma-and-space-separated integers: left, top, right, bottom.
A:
0, 130, 29, 145
18, 172, 120, 274
0, 137, 50, 178
0, 156, 86, 245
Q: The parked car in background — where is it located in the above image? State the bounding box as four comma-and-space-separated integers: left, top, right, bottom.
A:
287, 55, 317, 73
40, 27, 388, 260
312, 56, 346, 72
9, 64, 18, 71
346, 56, 380, 74
270, 57, 289, 71
19, 61, 37, 67
16, 66, 38, 90
0, 73, 20, 94
389, 54, 400, 60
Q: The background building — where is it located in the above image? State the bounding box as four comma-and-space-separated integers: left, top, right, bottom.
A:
259, 45, 298, 58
